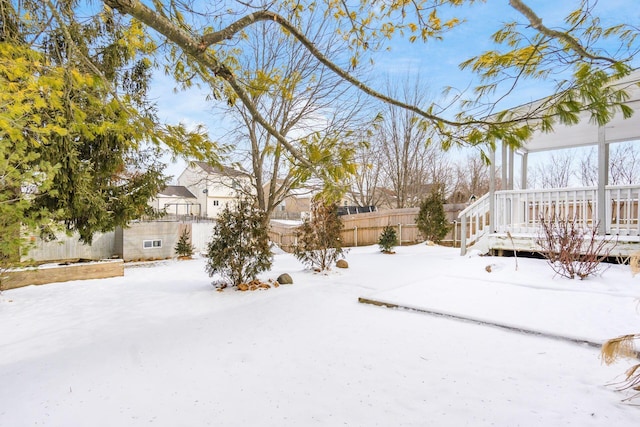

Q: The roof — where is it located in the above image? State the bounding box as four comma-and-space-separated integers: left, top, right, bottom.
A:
520, 69, 640, 153
158, 185, 197, 199
192, 161, 248, 178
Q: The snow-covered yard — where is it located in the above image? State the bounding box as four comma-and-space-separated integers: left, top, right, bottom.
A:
1, 244, 639, 426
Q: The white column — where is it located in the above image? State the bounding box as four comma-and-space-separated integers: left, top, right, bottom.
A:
501, 143, 507, 190
521, 152, 528, 190
597, 126, 609, 235
490, 147, 496, 233
508, 147, 514, 190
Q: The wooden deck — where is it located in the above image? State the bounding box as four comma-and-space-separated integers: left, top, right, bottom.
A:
458, 185, 640, 256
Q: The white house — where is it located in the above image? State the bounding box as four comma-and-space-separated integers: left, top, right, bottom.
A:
177, 161, 252, 218
149, 185, 200, 216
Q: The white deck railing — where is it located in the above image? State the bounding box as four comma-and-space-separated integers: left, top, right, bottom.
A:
457, 193, 491, 252
606, 185, 640, 236
458, 184, 640, 254
494, 187, 597, 234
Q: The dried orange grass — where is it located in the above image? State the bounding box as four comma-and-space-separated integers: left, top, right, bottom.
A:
602, 334, 640, 401
630, 251, 640, 277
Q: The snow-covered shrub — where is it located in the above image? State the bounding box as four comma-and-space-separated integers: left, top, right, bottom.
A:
205, 198, 272, 287
378, 225, 398, 253
415, 187, 450, 244
293, 198, 345, 271
535, 215, 614, 279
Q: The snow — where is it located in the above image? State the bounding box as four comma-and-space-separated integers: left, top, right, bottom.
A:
270, 219, 302, 226
1, 243, 639, 426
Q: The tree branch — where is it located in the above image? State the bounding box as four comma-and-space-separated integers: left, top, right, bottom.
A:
104, 0, 315, 169
508, 0, 617, 64
200, 10, 466, 128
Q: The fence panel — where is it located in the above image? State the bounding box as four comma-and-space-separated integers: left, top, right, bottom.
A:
23, 231, 116, 263
191, 221, 215, 252
269, 207, 463, 253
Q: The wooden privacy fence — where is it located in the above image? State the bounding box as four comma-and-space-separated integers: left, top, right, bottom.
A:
269, 206, 464, 252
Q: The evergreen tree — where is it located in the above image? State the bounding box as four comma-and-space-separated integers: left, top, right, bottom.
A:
293, 198, 345, 271
378, 225, 399, 253
0, 0, 221, 266
205, 199, 272, 287
416, 187, 450, 244
174, 228, 195, 258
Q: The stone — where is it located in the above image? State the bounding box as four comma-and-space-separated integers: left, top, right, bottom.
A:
336, 259, 349, 269
276, 273, 293, 285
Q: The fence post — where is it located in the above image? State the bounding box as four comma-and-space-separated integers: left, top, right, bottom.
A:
398, 223, 402, 246
354, 226, 358, 247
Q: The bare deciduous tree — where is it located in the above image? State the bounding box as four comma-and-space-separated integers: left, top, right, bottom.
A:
610, 142, 640, 185
449, 154, 497, 203
578, 148, 598, 187
529, 151, 574, 189
220, 14, 366, 218
375, 78, 453, 208
578, 142, 640, 187
347, 128, 384, 207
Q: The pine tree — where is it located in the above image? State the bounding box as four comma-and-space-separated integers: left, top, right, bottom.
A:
416, 187, 450, 244
205, 199, 272, 287
378, 225, 399, 253
174, 228, 194, 258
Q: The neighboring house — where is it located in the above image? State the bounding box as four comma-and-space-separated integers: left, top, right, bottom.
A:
264, 181, 319, 220
149, 185, 200, 216
178, 161, 252, 218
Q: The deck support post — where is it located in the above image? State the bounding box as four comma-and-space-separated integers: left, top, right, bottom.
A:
508, 147, 514, 190
597, 126, 609, 235
460, 217, 467, 256
489, 147, 496, 234
520, 152, 528, 190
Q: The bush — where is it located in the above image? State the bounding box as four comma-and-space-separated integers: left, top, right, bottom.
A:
205, 198, 272, 287
293, 198, 345, 271
378, 225, 398, 253
174, 228, 195, 258
535, 215, 615, 279
415, 187, 450, 243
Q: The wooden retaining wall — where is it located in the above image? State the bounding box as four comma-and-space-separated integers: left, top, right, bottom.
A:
1, 259, 124, 291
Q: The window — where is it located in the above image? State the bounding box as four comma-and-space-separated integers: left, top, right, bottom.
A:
213, 200, 219, 206
143, 239, 162, 249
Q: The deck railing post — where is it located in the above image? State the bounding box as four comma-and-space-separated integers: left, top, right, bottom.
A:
460, 216, 468, 256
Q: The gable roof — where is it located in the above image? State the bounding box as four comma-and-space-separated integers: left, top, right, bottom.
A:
158, 185, 197, 199
192, 161, 248, 178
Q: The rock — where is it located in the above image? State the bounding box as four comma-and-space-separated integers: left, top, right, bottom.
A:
336, 259, 349, 269
276, 273, 293, 285
237, 283, 249, 291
